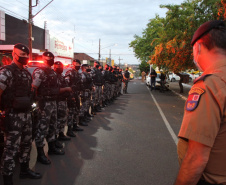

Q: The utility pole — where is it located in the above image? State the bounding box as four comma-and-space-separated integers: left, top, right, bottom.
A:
118, 56, 123, 68
28, 0, 33, 60
28, 0, 54, 60
109, 49, 111, 65
98, 38, 101, 62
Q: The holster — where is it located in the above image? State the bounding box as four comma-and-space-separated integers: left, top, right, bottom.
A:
12, 97, 31, 111
197, 180, 221, 185
0, 112, 7, 132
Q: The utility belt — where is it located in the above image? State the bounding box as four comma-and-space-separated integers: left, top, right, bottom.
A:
2, 96, 32, 112
84, 89, 91, 92
94, 83, 102, 86
0, 111, 6, 132
38, 96, 57, 101
57, 97, 67, 101
197, 180, 222, 185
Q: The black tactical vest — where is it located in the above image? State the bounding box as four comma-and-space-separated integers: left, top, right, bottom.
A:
92, 68, 102, 85
124, 71, 130, 78
57, 73, 70, 100
36, 67, 59, 97
1, 63, 32, 111
83, 72, 93, 89
66, 69, 81, 91
103, 70, 111, 82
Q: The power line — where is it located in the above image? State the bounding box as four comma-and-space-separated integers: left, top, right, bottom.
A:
86, 53, 134, 55
0, 5, 27, 20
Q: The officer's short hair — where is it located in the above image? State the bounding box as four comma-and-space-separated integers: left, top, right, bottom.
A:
73, 59, 81, 64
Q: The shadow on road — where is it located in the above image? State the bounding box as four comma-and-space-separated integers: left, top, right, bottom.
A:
0, 93, 129, 185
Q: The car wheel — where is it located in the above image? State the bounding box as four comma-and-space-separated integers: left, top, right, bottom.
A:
171, 78, 176, 82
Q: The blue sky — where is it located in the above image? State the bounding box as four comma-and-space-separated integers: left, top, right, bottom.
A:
0, 0, 185, 64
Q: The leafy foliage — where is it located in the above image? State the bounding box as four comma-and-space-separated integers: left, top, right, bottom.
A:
129, 0, 225, 73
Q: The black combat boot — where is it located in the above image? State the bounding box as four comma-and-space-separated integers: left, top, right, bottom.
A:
19, 162, 42, 179
94, 105, 101, 112
84, 113, 91, 122
55, 140, 63, 149
67, 126, 76, 137
58, 132, 71, 141
79, 116, 88, 126
3, 175, 13, 185
48, 141, 65, 155
91, 106, 96, 115
37, 147, 51, 165
72, 124, 84, 131
104, 100, 109, 107
101, 101, 106, 108
86, 111, 94, 117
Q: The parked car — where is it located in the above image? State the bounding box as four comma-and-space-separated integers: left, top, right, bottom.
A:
146, 72, 169, 89
168, 73, 180, 82
168, 72, 195, 82
193, 72, 203, 80
179, 72, 195, 82
146, 72, 151, 86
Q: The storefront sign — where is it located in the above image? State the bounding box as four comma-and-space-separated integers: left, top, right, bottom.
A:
50, 37, 73, 58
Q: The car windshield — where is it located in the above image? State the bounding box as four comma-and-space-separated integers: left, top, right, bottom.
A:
26, 67, 38, 75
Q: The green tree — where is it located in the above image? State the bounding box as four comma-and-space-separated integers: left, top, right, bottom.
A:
130, 0, 225, 72
138, 60, 150, 74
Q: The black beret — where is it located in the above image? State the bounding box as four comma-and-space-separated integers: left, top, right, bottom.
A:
54, 61, 63, 66
81, 64, 88, 67
73, 59, 81, 64
14, 43, 29, 55
191, 20, 225, 46
43, 51, 54, 58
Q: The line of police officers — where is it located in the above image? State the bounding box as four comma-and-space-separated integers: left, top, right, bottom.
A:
0, 43, 130, 185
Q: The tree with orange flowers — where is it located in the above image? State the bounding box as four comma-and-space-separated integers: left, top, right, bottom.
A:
129, 0, 225, 73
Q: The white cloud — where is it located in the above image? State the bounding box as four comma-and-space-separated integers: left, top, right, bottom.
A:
0, 0, 185, 64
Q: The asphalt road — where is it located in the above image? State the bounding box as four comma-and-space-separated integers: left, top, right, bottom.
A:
0, 79, 192, 185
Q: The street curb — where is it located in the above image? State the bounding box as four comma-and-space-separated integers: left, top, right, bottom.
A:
170, 89, 187, 101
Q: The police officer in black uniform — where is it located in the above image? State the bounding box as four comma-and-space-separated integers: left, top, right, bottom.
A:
53, 61, 75, 141
65, 59, 87, 128
90, 61, 103, 112
80, 64, 93, 121
32, 52, 69, 165
0, 44, 41, 185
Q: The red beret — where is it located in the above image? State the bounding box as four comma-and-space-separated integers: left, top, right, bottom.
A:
191, 20, 225, 46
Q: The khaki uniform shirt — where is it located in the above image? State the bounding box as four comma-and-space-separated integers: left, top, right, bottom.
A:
178, 60, 226, 184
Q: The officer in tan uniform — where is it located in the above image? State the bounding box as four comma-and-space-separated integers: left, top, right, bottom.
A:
175, 20, 226, 185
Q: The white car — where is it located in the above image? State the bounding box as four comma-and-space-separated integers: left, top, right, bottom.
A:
183, 73, 195, 82
146, 72, 151, 86
168, 73, 180, 82
168, 72, 195, 82
146, 72, 169, 88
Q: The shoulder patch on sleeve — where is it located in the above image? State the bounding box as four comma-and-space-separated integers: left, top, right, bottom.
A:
186, 87, 205, 111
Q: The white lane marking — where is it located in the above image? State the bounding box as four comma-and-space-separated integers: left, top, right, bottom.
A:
147, 87, 178, 145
